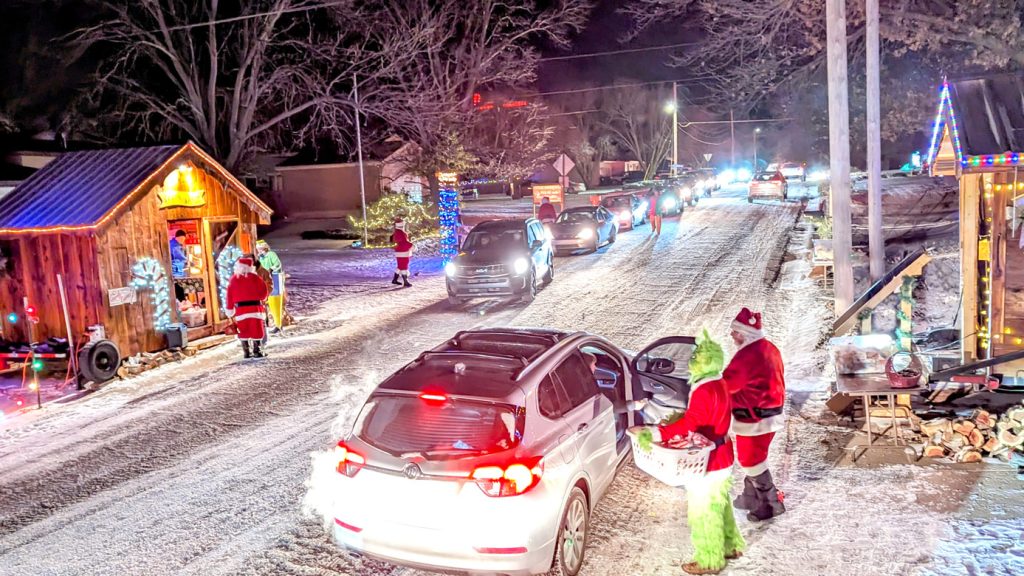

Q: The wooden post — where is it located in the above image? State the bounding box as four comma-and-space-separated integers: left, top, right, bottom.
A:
866, 0, 884, 281
960, 174, 980, 360
826, 0, 855, 310
991, 175, 1007, 349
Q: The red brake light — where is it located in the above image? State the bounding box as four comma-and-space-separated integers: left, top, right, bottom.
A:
471, 459, 543, 497
419, 392, 448, 404
335, 442, 365, 477
334, 518, 363, 533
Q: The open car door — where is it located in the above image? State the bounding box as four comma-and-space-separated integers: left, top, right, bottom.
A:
629, 336, 697, 425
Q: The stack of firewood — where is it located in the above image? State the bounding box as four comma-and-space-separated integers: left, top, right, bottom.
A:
919, 405, 1024, 462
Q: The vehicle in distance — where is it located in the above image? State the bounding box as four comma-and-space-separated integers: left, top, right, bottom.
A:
599, 193, 648, 230
330, 328, 699, 575
549, 206, 618, 255
748, 171, 789, 203
445, 219, 553, 304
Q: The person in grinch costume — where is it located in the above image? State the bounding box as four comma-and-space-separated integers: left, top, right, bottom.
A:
635, 330, 745, 575
256, 240, 286, 334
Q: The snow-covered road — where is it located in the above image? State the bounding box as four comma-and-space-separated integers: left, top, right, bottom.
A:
0, 196, 1019, 576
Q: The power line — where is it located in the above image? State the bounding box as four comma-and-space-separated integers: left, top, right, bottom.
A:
539, 41, 699, 62
532, 76, 716, 98
678, 118, 794, 127
155, 1, 350, 33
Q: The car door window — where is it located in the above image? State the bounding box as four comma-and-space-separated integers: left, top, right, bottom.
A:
538, 374, 567, 419
532, 222, 545, 243
552, 353, 599, 411
526, 223, 537, 246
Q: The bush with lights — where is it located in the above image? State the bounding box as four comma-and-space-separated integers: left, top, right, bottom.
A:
347, 192, 437, 247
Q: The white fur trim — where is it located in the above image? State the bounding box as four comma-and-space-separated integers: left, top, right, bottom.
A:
732, 413, 785, 435
224, 308, 236, 318
233, 312, 267, 322
731, 320, 763, 340
741, 460, 770, 476
394, 249, 413, 257
394, 222, 406, 230
704, 467, 734, 483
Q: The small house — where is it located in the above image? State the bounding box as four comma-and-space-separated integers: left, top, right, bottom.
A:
927, 72, 1024, 376
0, 142, 272, 361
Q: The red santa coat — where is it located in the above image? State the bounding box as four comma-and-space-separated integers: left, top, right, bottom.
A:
647, 189, 661, 217
391, 228, 413, 273
723, 338, 786, 436
537, 202, 557, 222
657, 375, 734, 473
226, 273, 269, 341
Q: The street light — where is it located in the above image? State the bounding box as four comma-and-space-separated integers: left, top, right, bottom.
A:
753, 127, 762, 172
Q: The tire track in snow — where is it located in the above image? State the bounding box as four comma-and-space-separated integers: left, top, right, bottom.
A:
0, 199, 805, 576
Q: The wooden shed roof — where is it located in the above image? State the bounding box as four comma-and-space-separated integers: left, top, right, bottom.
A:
927, 72, 1024, 173
0, 142, 272, 234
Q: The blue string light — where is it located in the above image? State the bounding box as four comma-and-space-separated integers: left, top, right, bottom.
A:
216, 246, 243, 315
438, 173, 461, 265
130, 258, 171, 331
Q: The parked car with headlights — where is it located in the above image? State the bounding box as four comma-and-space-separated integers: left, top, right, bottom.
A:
330, 328, 697, 575
599, 193, 648, 231
651, 183, 684, 216
549, 206, 618, 255
445, 219, 553, 305
748, 170, 789, 203
670, 174, 701, 207
695, 168, 720, 194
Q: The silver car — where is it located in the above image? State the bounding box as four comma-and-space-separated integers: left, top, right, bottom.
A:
331, 328, 658, 575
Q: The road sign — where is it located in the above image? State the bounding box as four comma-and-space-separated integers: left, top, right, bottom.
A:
703, 153, 713, 162
553, 154, 575, 176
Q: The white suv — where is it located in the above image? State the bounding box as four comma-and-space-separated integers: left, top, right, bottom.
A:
330, 328, 642, 575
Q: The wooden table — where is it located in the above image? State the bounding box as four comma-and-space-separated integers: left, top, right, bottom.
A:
836, 373, 925, 461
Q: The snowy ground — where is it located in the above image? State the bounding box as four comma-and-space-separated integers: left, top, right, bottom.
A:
0, 189, 1021, 576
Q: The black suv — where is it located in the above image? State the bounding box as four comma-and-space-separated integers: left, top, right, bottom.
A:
444, 218, 554, 305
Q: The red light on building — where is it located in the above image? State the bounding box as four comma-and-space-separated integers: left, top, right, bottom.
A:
472, 92, 482, 107
502, 100, 529, 109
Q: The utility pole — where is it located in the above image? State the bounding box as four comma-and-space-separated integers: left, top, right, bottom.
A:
672, 82, 679, 175
827, 0, 854, 310
730, 109, 736, 167
866, 0, 884, 281
753, 128, 762, 170
353, 73, 368, 246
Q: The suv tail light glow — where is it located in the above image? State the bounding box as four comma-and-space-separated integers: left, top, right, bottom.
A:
419, 392, 448, 405
471, 459, 543, 497
335, 442, 365, 477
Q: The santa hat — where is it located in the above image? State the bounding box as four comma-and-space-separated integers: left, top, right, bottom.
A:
731, 307, 764, 339
234, 256, 255, 276
394, 218, 406, 230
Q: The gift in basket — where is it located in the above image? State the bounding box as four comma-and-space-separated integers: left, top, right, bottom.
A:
627, 429, 714, 487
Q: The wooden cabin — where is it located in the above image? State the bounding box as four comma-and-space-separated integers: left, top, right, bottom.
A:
0, 142, 272, 359
928, 73, 1024, 377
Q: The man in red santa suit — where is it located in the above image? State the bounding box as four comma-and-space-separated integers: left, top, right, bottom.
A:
390, 218, 413, 288
226, 256, 270, 358
723, 307, 787, 521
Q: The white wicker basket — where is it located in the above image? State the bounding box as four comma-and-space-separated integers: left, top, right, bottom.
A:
627, 429, 713, 487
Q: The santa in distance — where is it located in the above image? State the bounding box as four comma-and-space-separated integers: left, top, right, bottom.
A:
225, 256, 270, 358
390, 217, 414, 288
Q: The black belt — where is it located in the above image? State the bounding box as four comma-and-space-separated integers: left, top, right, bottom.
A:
235, 300, 263, 307
732, 406, 784, 420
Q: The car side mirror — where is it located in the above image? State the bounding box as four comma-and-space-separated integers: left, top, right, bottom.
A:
648, 357, 676, 375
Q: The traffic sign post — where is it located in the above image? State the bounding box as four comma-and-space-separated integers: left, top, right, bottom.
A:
553, 154, 575, 195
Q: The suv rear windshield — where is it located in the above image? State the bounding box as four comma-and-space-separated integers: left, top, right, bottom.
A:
754, 172, 780, 182
355, 395, 524, 459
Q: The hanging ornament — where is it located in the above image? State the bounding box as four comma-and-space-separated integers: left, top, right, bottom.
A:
130, 258, 172, 331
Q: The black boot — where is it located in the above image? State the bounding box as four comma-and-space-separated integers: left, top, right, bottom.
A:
241, 340, 252, 359
746, 470, 786, 521
252, 340, 267, 358
402, 274, 412, 288
391, 273, 401, 285
733, 476, 758, 510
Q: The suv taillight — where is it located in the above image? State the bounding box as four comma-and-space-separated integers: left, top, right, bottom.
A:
335, 442, 365, 477
471, 460, 543, 497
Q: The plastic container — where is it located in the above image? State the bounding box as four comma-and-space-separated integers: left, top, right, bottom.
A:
627, 429, 712, 487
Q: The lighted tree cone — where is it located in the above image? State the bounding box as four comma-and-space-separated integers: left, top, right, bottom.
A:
216, 246, 244, 315
130, 258, 172, 330
437, 186, 461, 265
